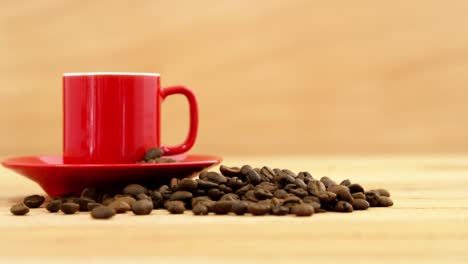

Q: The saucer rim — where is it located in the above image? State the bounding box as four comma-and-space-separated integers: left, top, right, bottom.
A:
1, 154, 222, 168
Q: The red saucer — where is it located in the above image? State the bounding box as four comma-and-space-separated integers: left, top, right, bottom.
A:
2, 154, 222, 198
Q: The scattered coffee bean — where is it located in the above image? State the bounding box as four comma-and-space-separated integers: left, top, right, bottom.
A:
320, 176, 337, 188
376, 189, 391, 197
231, 201, 248, 215
213, 201, 234, 215
273, 189, 289, 199
74, 197, 94, 212
220, 193, 240, 201
166, 201, 185, 214
108, 201, 131, 213
123, 184, 147, 197
87, 202, 102, 211
144, 147, 164, 161
23, 195, 45, 208
136, 193, 151, 201
348, 183, 364, 194
340, 179, 351, 186
335, 201, 353, 212
46, 199, 62, 213
192, 204, 209, 215
91, 206, 116, 219
10, 204, 29, 215
151, 191, 164, 209
327, 185, 354, 203
352, 192, 366, 200
365, 190, 380, 207
291, 204, 314, 216
377, 196, 394, 207
169, 191, 193, 202
61, 202, 79, 214
220, 165, 241, 177
115, 196, 136, 207
80, 187, 99, 201
176, 178, 198, 192
248, 203, 270, 216
353, 199, 370, 210
132, 200, 153, 215
254, 188, 273, 200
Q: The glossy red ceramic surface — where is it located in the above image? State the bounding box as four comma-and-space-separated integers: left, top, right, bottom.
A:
63, 73, 198, 164
2, 154, 221, 197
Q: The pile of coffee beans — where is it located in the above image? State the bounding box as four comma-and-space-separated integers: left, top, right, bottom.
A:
10, 165, 393, 218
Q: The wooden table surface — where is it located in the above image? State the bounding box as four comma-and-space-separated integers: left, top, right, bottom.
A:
0, 156, 467, 263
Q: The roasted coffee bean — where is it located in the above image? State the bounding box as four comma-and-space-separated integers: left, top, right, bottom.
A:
123, 184, 147, 197
169, 191, 193, 202
144, 147, 164, 161
348, 183, 364, 194
260, 166, 276, 180
298, 171, 313, 181
205, 171, 227, 184
273, 189, 289, 199
136, 193, 151, 201
271, 204, 289, 215
23, 195, 45, 208
317, 191, 337, 203
192, 196, 212, 206
220, 193, 240, 201
151, 191, 164, 209
243, 190, 258, 202
327, 185, 354, 203
170, 178, 180, 189
61, 202, 79, 214
246, 169, 262, 185
320, 176, 337, 188
294, 178, 307, 189
352, 192, 366, 200
282, 196, 302, 207
81, 187, 99, 201
74, 197, 94, 212
196, 189, 207, 196
291, 204, 314, 216
192, 204, 209, 215
46, 199, 62, 213
307, 180, 326, 196
365, 190, 380, 207
176, 178, 198, 192
275, 174, 295, 187
218, 184, 233, 194
283, 183, 297, 192
91, 206, 116, 219
377, 196, 393, 207
340, 179, 351, 186
213, 201, 234, 214
240, 165, 253, 177
87, 202, 102, 211
219, 165, 241, 177
248, 203, 270, 215
166, 201, 186, 214
353, 199, 370, 210
302, 196, 320, 204
376, 189, 391, 197
197, 179, 219, 190
132, 200, 153, 215
227, 177, 245, 190
207, 188, 224, 200
231, 201, 248, 215
154, 157, 178, 163
235, 184, 254, 197
289, 188, 308, 198
115, 196, 136, 207
108, 201, 131, 213
256, 182, 277, 193
10, 204, 29, 215
159, 185, 170, 193
282, 169, 297, 178
254, 188, 273, 200
335, 201, 353, 212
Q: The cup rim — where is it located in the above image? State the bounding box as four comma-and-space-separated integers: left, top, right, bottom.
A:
63, 72, 160, 77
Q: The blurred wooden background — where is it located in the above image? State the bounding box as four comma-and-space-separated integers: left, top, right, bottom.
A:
1, 0, 468, 157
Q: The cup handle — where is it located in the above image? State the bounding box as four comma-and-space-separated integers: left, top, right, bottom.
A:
160, 86, 199, 155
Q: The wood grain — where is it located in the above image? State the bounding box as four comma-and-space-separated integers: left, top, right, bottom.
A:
0, 156, 467, 263
1, 1, 468, 156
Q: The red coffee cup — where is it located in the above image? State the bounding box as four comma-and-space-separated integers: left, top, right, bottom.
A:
63, 72, 198, 164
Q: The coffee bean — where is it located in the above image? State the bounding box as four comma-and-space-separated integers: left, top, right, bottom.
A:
176, 178, 198, 192
256, 182, 278, 193
243, 190, 258, 202
150, 191, 164, 209
289, 188, 308, 198
340, 179, 351, 186
132, 200, 153, 215
377, 196, 393, 207
219, 165, 241, 177
115, 196, 136, 207
166, 201, 186, 214
352, 192, 366, 200
213, 201, 234, 214
218, 184, 233, 194
327, 185, 354, 203
169, 191, 193, 202
220, 193, 240, 201
192, 204, 209, 215
365, 190, 380, 207
227, 177, 245, 190
335, 201, 353, 212
282, 169, 297, 178
307, 180, 326, 196
275, 174, 295, 187
302, 196, 320, 204
108, 201, 131, 213
205, 171, 227, 184
282, 196, 302, 208
87, 202, 102, 211
10, 204, 29, 215
353, 199, 370, 210
81, 188, 99, 201
291, 204, 314, 216
298, 171, 313, 181
170, 178, 180, 189
61, 202, 79, 214
348, 183, 364, 194
46, 199, 62, 213
248, 203, 270, 215
317, 191, 337, 203
271, 205, 289, 215
240, 165, 253, 177
231, 201, 248, 215
376, 188, 391, 197
123, 184, 147, 197
260, 166, 276, 180
320, 176, 337, 188
74, 197, 94, 211
91, 206, 116, 219
294, 178, 307, 189
23, 195, 45, 208
207, 189, 224, 200
271, 189, 287, 199
254, 188, 273, 200
197, 179, 219, 190
136, 193, 151, 201
144, 147, 164, 161
246, 170, 262, 185
192, 196, 212, 206
151, 157, 178, 163
235, 184, 254, 197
